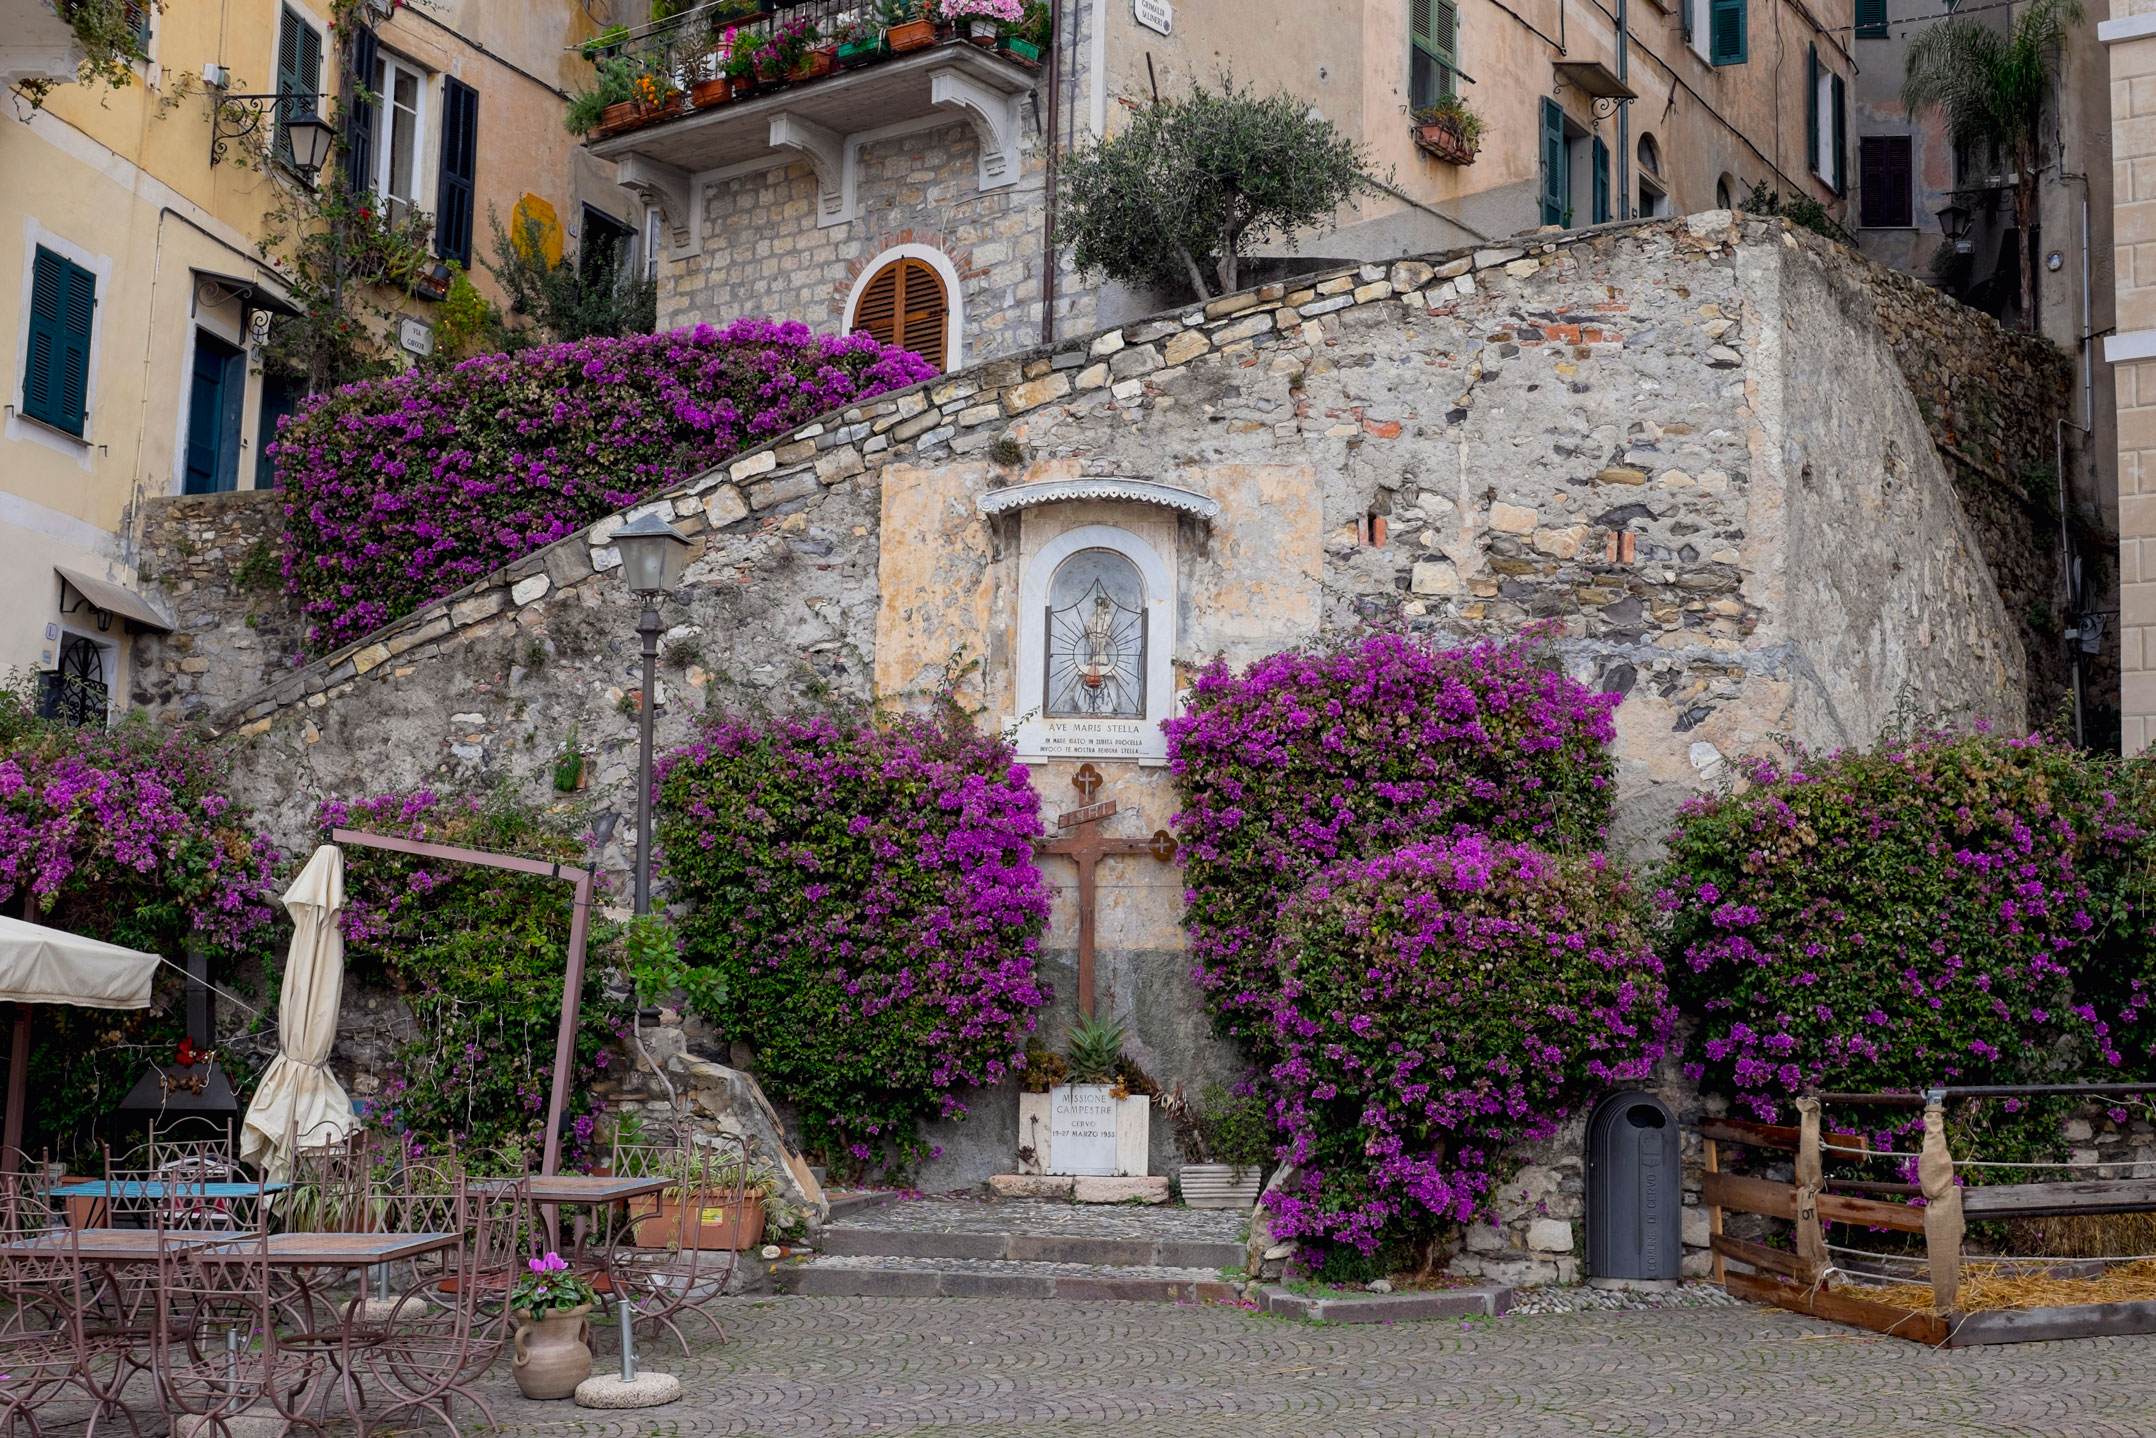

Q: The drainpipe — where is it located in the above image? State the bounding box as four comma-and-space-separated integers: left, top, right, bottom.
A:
1616, 0, 1630, 219
1040, 0, 1064, 347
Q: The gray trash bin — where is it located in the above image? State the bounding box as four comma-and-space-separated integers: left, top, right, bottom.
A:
1586, 1090, 1681, 1285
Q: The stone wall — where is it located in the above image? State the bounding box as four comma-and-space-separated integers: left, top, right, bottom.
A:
134, 212, 2049, 1194
132, 490, 305, 723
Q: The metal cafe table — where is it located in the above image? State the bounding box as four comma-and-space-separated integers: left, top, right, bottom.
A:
49, 1177, 288, 1229
473, 1172, 674, 1289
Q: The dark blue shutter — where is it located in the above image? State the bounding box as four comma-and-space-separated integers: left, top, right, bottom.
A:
1831, 73, 1847, 194
1540, 98, 1566, 227
1592, 136, 1610, 224
1806, 46, 1820, 176
436, 77, 479, 267
1709, 0, 1746, 63
22, 247, 95, 437
347, 25, 379, 195
1854, 0, 1887, 37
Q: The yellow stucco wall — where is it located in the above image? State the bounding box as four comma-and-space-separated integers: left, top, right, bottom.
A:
0, 0, 626, 698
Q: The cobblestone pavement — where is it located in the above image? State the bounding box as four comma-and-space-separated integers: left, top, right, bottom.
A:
1506, 1279, 1742, 1314
830, 1195, 1246, 1242
459, 1295, 2156, 1437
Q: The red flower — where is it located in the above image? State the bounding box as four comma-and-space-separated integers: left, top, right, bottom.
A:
176, 1036, 199, 1068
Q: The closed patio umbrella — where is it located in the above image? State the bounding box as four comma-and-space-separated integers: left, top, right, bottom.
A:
0, 915, 159, 1167
239, 844, 353, 1179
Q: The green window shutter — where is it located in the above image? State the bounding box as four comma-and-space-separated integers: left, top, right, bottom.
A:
22, 247, 96, 437
1409, 0, 1458, 108
1709, 0, 1746, 63
347, 25, 379, 194
1831, 73, 1847, 194
122, 1, 151, 52
1806, 45, 1819, 174
1853, 0, 1887, 37
1540, 98, 1567, 227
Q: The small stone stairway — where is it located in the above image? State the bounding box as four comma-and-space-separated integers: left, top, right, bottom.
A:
779, 1193, 1249, 1303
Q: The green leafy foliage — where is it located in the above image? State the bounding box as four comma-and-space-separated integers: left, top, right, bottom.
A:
1057, 75, 1386, 301
321, 792, 626, 1166
1738, 180, 1849, 245
1062, 1013, 1125, 1084
480, 207, 656, 349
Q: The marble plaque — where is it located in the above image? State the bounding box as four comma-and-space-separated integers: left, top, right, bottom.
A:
1048, 1085, 1120, 1175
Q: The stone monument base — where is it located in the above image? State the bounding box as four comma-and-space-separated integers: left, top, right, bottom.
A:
989, 1174, 1169, 1204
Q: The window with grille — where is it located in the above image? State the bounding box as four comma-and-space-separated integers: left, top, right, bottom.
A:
850, 256, 949, 372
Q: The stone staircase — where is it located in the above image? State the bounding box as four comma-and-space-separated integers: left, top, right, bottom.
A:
779, 1194, 1249, 1303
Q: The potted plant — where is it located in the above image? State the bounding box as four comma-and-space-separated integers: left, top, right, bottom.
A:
508, 1253, 598, 1400
565, 55, 639, 136
577, 22, 631, 61
721, 31, 762, 94
836, 15, 885, 66
627, 1148, 779, 1251
881, 0, 937, 51
629, 66, 684, 126
942, 0, 1020, 45
758, 16, 828, 82
998, 0, 1048, 61
710, 0, 775, 19
691, 30, 737, 106
1172, 1082, 1272, 1208
1411, 94, 1484, 165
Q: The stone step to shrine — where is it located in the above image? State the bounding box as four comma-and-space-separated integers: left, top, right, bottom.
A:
776, 1254, 1242, 1303
787, 1194, 1252, 1302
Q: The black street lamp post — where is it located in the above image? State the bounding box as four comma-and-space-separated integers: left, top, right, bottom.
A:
610, 513, 692, 917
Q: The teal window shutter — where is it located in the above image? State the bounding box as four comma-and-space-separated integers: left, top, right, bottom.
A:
1592, 136, 1610, 224
347, 25, 380, 194
1709, 0, 1746, 63
1831, 73, 1847, 194
1540, 98, 1567, 227
22, 247, 96, 437
122, 1, 150, 52
275, 6, 323, 165
1853, 0, 1887, 37
436, 78, 480, 267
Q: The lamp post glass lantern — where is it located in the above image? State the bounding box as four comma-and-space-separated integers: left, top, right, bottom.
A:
284, 110, 336, 176
611, 514, 692, 918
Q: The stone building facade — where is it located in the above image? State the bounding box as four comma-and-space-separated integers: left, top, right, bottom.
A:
2109, 2, 2156, 754
138, 214, 2060, 1275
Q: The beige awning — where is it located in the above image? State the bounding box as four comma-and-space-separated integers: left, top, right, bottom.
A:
0, 915, 158, 1009
55, 567, 174, 632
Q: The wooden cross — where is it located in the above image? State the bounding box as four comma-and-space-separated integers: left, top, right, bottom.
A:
1035, 763, 1178, 1017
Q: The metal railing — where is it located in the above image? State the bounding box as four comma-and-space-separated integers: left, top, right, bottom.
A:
588, 0, 887, 78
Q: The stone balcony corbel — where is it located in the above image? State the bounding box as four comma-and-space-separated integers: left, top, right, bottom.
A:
768, 112, 855, 228
614, 154, 697, 255
929, 67, 1023, 192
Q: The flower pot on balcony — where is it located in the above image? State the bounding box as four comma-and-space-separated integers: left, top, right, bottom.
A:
784, 48, 835, 83
598, 100, 641, 135
1412, 117, 1479, 165
887, 17, 936, 50
690, 76, 732, 107
836, 37, 884, 66
997, 35, 1040, 62
966, 18, 998, 43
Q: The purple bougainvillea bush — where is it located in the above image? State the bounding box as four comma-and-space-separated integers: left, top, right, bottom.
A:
1165, 632, 1621, 1054
1264, 837, 1675, 1258
656, 702, 1053, 1179
271, 320, 936, 650
1661, 729, 2139, 1147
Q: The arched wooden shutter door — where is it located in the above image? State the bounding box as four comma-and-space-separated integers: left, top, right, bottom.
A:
852, 257, 948, 372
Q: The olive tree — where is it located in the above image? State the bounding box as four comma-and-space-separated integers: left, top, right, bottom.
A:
1057, 77, 1383, 303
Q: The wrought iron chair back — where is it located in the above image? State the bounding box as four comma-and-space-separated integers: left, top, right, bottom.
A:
154, 1220, 328, 1438
610, 1127, 750, 1352
0, 1210, 123, 1436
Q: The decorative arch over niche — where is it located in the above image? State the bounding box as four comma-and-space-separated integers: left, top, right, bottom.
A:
844, 245, 963, 372
1011, 523, 1176, 765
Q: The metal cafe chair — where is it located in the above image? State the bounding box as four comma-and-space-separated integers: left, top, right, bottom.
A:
0, 1209, 143, 1438
608, 1125, 749, 1353
153, 1219, 328, 1438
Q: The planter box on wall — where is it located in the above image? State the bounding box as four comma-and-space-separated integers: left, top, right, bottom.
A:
690, 77, 732, 107
629, 1192, 766, 1250
886, 18, 936, 50
1412, 119, 1480, 165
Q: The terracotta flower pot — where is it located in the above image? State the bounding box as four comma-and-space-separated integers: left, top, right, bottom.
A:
630, 1192, 767, 1250
887, 18, 936, 50
511, 1303, 592, 1400
597, 100, 640, 135
691, 76, 732, 107
1412, 117, 1479, 166
784, 49, 835, 83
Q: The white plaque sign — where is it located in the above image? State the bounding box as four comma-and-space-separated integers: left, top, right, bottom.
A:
1048, 1084, 1120, 1175
1133, 0, 1173, 35
1009, 714, 1166, 764
398, 317, 435, 356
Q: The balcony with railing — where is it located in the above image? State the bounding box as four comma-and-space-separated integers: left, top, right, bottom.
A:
580, 1, 1046, 248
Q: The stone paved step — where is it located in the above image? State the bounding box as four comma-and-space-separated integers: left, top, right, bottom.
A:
826, 1194, 1246, 1242
776, 1254, 1243, 1304
818, 1225, 1247, 1270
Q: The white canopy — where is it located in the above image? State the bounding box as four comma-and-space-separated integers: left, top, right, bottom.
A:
239, 845, 354, 1178
0, 915, 158, 1009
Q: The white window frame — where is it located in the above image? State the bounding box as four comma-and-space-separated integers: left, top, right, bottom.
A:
8, 217, 112, 467
371, 51, 432, 223
1686, 0, 1712, 61
644, 207, 662, 283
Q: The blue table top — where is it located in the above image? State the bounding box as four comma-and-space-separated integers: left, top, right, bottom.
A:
52, 1180, 287, 1198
